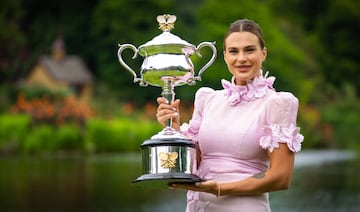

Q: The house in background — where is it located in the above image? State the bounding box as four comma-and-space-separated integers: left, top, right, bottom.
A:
26, 37, 94, 103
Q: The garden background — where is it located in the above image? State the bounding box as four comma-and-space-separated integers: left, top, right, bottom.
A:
1, 0, 359, 155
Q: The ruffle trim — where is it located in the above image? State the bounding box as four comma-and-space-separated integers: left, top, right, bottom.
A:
180, 121, 199, 141
260, 124, 304, 152
221, 71, 275, 106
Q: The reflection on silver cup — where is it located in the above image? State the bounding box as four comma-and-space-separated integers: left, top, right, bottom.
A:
117, 14, 217, 187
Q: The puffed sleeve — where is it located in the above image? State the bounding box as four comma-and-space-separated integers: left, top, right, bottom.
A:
259, 92, 304, 152
180, 87, 214, 141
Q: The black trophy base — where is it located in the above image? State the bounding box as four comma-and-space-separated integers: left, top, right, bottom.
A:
132, 173, 204, 188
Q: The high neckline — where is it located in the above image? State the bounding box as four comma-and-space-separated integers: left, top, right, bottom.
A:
221, 71, 275, 106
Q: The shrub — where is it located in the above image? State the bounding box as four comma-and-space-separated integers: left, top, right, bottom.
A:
11, 93, 93, 126
0, 113, 163, 154
15, 85, 73, 101
22, 125, 55, 153
85, 118, 161, 153
0, 114, 31, 153
22, 124, 85, 154
56, 124, 83, 150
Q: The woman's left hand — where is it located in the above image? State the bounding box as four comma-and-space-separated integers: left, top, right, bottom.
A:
169, 180, 219, 196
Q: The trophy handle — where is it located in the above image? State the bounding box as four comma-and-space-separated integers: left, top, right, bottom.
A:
117, 44, 145, 85
194, 42, 217, 81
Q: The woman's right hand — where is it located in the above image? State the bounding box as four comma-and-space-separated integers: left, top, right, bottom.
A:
156, 97, 181, 131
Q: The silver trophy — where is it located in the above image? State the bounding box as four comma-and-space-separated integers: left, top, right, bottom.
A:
117, 14, 216, 187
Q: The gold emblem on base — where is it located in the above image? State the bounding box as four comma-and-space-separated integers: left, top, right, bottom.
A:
159, 152, 178, 168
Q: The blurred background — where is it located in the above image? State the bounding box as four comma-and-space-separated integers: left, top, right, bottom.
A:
0, 0, 359, 211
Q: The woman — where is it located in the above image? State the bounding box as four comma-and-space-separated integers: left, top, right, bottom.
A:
156, 19, 304, 212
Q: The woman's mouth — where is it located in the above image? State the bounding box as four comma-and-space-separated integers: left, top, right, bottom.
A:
235, 65, 252, 72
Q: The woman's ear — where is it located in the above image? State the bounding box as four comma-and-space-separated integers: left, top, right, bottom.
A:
223, 50, 227, 63
262, 47, 267, 62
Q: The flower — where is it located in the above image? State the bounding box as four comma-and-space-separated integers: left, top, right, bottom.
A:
260, 124, 281, 152
221, 71, 275, 106
260, 124, 304, 153
282, 124, 304, 152
181, 118, 201, 141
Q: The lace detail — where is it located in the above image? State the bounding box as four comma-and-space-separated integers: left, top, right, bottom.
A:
221, 71, 275, 106
259, 124, 304, 152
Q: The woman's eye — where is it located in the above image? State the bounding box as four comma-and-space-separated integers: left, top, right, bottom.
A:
246, 48, 255, 52
229, 50, 238, 54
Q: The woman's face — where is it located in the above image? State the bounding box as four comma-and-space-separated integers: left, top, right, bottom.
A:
224, 32, 267, 85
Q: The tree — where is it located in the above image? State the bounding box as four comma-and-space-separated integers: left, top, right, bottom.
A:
0, 0, 25, 82
315, 0, 360, 95
91, 0, 176, 103
192, 0, 319, 103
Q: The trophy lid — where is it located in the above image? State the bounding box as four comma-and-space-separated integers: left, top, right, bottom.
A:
138, 14, 195, 56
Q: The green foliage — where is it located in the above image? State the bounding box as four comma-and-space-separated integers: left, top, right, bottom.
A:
315, 0, 360, 94
85, 118, 134, 153
192, 0, 319, 104
16, 85, 73, 101
0, 0, 359, 151
22, 125, 56, 153
56, 124, 83, 150
0, 113, 162, 154
85, 118, 161, 153
91, 0, 176, 102
22, 124, 83, 153
0, 0, 26, 80
0, 114, 30, 152
0, 84, 12, 112
320, 84, 360, 149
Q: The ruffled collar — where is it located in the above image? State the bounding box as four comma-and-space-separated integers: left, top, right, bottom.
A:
221, 71, 275, 106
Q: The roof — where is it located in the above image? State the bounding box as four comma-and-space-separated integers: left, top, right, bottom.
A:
39, 55, 93, 84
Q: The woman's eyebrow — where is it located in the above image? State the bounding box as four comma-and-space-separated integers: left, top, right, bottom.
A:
244, 45, 257, 48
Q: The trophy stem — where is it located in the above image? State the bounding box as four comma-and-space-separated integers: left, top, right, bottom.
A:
161, 76, 175, 129
151, 76, 188, 140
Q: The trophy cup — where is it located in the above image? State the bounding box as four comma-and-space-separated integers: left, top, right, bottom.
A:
117, 14, 216, 187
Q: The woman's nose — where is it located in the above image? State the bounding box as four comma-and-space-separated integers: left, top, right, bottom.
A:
237, 51, 246, 62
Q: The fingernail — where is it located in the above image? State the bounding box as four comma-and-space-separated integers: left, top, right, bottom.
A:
195, 182, 200, 186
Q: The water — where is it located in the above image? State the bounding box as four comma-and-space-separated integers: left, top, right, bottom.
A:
271, 150, 359, 212
0, 150, 358, 212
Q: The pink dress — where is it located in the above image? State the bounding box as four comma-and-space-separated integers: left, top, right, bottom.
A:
181, 72, 304, 212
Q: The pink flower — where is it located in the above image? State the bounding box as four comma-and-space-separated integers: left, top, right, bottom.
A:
260, 125, 281, 152
281, 124, 304, 152
260, 124, 304, 153
181, 118, 201, 140
221, 71, 275, 106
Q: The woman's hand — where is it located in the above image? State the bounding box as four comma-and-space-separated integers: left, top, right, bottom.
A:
169, 180, 220, 196
156, 97, 181, 131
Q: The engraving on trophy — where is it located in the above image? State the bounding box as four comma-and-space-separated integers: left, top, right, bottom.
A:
159, 152, 178, 168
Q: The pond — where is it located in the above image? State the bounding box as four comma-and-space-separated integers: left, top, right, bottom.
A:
0, 150, 358, 212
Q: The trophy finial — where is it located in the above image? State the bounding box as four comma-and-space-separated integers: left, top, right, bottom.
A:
157, 14, 177, 32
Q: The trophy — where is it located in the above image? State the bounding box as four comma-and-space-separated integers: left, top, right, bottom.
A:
117, 14, 216, 187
